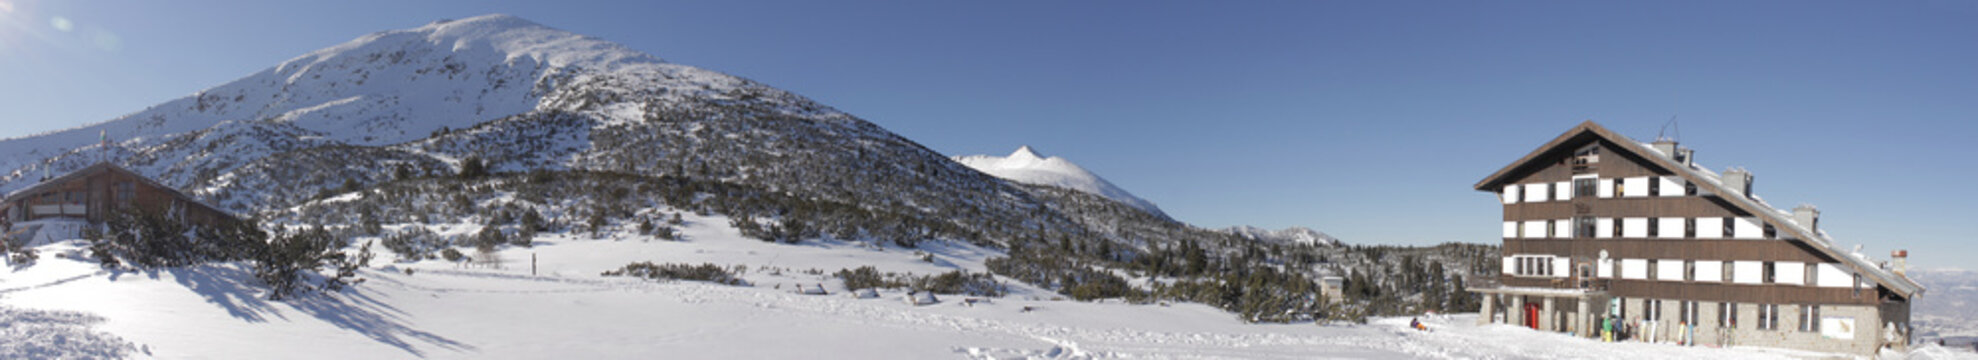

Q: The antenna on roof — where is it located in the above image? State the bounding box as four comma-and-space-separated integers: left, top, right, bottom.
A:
1655, 116, 1680, 142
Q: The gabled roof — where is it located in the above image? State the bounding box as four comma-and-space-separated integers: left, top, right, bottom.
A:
1, 162, 241, 223
1475, 121, 1924, 299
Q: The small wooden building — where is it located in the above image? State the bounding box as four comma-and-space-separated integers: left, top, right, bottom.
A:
1, 162, 240, 233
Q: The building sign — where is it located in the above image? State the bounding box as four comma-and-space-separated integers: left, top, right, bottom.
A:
1822, 316, 1854, 340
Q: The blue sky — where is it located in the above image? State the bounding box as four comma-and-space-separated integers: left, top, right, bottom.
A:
2, 1, 1973, 268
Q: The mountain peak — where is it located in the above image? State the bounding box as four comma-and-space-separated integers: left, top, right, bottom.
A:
1010, 145, 1046, 160
954, 147, 1166, 219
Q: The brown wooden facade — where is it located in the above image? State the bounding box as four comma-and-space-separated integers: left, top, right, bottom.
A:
1469, 121, 1921, 354
1472, 122, 1920, 304
1, 162, 239, 231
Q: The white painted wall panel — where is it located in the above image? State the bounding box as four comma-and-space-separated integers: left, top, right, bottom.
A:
1622, 259, 1648, 280
1694, 217, 1724, 239
1554, 258, 1571, 278
1502, 221, 1518, 239
1556, 181, 1573, 201
1775, 261, 1805, 285
1622, 177, 1649, 197
1554, 220, 1572, 239
1598, 178, 1615, 198
1657, 259, 1684, 281
1503, 257, 1515, 275
1816, 263, 1853, 288
1695, 260, 1723, 282
1733, 261, 1764, 284
1734, 217, 1764, 239
1622, 217, 1648, 238
1502, 185, 1519, 204
1658, 176, 1687, 197
1525, 183, 1550, 202
1598, 258, 1614, 278
1523, 220, 1547, 238
1595, 218, 1614, 239
1658, 217, 1685, 239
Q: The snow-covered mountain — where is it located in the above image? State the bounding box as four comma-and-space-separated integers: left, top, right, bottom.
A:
0, 14, 1484, 333
1221, 225, 1341, 247
0, 14, 1230, 262
1910, 268, 1978, 347
953, 146, 1167, 219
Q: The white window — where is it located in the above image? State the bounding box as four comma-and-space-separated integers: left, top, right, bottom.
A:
1694, 217, 1724, 238
1502, 185, 1521, 204
1658, 217, 1686, 239
1502, 221, 1519, 238
1680, 301, 1700, 325
1595, 218, 1614, 239
1644, 299, 1663, 320
1799, 305, 1821, 332
1733, 261, 1764, 284
1719, 302, 1739, 328
1525, 183, 1550, 202
1621, 259, 1648, 279
1733, 217, 1765, 239
1815, 263, 1853, 288
1759, 304, 1780, 330
1598, 178, 1615, 198
1523, 220, 1547, 238
1622, 177, 1650, 197
1511, 255, 1560, 277
1556, 181, 1573, 201
1774, 261, 1805, 285
1657, 259, 1684, 281
1621, 217, 1648, 238
1695, 260, 1723, 282
1658, 176, 1687, 197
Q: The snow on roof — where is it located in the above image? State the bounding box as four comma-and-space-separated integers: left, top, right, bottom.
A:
1617, 134, 1924, 297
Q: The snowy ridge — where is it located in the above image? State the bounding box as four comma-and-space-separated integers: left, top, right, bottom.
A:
1220, 225, 1341, 247
0, 14, 771, 196
954, 146, 1167, 218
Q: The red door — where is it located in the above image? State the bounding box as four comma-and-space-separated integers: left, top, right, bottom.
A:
1524, 303, 1541, 329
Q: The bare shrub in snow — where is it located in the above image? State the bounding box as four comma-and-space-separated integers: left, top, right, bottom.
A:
602, 262, 748, 286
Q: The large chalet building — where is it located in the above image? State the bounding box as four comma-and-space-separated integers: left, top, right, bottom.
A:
1, 162, 240, 243
1469, 121, 1922, 355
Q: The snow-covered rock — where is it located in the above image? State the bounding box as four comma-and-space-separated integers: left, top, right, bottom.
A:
953, 146, 1166, 218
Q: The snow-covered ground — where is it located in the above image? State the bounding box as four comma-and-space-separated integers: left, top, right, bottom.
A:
3, 215, 1973, 359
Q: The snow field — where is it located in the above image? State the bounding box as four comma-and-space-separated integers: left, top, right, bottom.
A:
1, 212, 1973, 359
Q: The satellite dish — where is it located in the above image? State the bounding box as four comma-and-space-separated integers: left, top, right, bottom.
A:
1599, 250, 1609, 260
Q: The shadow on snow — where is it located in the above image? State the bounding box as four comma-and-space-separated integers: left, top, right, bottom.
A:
136, 264, 474, 357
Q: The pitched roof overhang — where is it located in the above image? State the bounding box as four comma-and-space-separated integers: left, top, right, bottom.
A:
1474, 121, 1924, 299
1, 162, 243, 224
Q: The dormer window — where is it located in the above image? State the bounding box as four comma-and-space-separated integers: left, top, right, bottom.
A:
1572, 144, 1600, 174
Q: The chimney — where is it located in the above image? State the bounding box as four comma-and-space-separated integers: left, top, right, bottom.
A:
1723, 168, 1753, 197
1651, 140, 1678, 159
1891, 250, 1909, 276
1793, 204, 1820, 232
1677, 148, 1695, 167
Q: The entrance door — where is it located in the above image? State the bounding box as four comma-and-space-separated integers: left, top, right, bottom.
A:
1524, 303, 1541, 329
